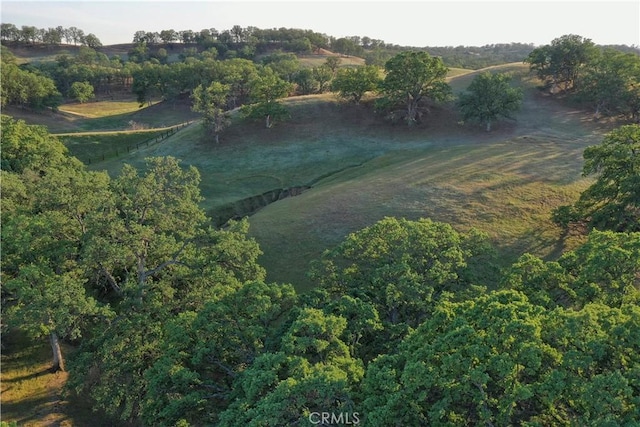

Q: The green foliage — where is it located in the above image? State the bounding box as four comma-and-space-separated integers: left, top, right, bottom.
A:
1, 137, 114, 370
457, 72, 523, 131
0, 115, 77, 174
525, 34, 598, 92
69, 81, 95, 103
331, 65, 381, 104
377, 51, 451, 125
241, 67, 293, 128
574, 48, 640, 119
192, 81, 231, 143
503, 230, 640, 309
310, 217, 491, 329
218, 308, 363, 427
0, 61, 62, 110
556, 124, 640, 231
140, 281, 297, 426
65, 164, 268, 421
362, 290, 640, 426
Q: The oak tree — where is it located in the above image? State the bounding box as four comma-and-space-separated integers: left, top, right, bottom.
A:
457, 72, 523, 131
377, 51, 451, 125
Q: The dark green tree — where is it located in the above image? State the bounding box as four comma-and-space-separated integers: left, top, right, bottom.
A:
69, 81, 95, 103
555, 124, 640, 231
218, 308, 363, 427
331, 65, 380, 104
503, 229, 640, 309
377, 51, 451, 125
574, 48, 640, 119
241, 67, 292, 128
362, 290, 640, 426
192, 81, 231, 143
525, 34, 598, 93
457, 72, 523, 131
310, 217, 491, 329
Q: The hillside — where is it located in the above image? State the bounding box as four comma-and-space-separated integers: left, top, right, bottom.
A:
59, 62, 617, 288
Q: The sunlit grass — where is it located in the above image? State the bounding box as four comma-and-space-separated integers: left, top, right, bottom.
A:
59, 100, 144, 118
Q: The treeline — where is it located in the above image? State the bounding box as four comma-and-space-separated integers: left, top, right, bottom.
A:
1, 116, 639, 426
2, 30, 638, 132
0, 23, 102, 48
526, 34, 640, 120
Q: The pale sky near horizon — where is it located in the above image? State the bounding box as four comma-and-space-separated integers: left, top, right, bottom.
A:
1, 1, 638, 48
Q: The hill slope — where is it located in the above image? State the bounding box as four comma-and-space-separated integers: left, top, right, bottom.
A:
84, 63, 618, 288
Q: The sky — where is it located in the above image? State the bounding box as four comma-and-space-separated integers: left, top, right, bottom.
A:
1, 0, 638, 48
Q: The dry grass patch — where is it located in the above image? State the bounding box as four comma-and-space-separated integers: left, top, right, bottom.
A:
58, 100, 143, 118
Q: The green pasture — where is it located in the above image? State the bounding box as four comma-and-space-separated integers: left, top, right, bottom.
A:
84, 63, 613, 290
58, 129, 173, 164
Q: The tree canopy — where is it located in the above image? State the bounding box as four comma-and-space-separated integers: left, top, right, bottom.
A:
457, 72, 523, 131
554, 124, 640, 232
377, 51, 451, 125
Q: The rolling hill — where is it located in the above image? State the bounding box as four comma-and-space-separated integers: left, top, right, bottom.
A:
48, 62, 616, 289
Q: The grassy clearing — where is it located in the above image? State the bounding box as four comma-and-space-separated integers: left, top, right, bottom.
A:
5, 97, 199, 134
21, 63, 618, 292
89, 64, 610, 290
247, 139, 593, 290
0, 330, 109, 426
58, 100, 143, 118
58, 129, 172, 164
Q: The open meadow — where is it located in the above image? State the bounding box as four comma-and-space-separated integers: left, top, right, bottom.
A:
78, 63, 613, 288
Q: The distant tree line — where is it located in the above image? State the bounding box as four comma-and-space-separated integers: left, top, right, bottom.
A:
2, 30, 637, 139
0, 23, 102, 48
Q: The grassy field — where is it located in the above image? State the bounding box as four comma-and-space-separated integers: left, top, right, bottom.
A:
87, 63, 616, 289
3, 97, 199, 134
58, 100, 143, 118
58, 128, 184, 164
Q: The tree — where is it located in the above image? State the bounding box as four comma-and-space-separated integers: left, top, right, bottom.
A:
262, 51, 300, 82
66, 26, 85, 45
292, 68, 317, 95
1, 23, 19, 42
67, 157, 268, 422
324, 56, 341, 75
555, 124, 640, 231
1, 117, 113, 371
241, 67, 292, 128
310, 217, 491, 329
502, 229, 640, 309
69, 81, 95, 103
457, 72, 523, 131
2, 168, 114, 371
83, 33, 102, 48
525, 34, 598, 93
159, 29, 178, 44
331, 65, 380, 104
141, 281, 297, 426
0, 115, 73, 173
0, 63, 62, 110
574, 48, 640, 119
313, 65, 333, 93
377, 51, 451, 125
361, 290, 640, 426
192, 81, 231, 143
218, 308, 363, 427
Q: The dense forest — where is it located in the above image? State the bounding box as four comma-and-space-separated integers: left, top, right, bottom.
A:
2, 23, 640, 427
